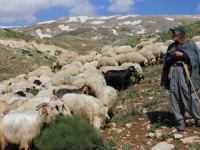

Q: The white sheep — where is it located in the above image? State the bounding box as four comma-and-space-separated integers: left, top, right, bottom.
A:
191, 36, 200, 42
114, 46, 135, 54
164, 40, 174, 46
50, 70, 72, 86
97, 57, 118, 69
135, 40, 153, 50
14, 97, 71, 116
195, 41, 200, 49
62, 94, 108, 129
98, 86, 118, 114
0, 103, 58, 150
27, 66, 54, 78
116, 52, 148, 66
138, 49, 156, 65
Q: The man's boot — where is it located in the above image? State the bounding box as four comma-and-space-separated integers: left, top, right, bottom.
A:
176, 120, 185, 131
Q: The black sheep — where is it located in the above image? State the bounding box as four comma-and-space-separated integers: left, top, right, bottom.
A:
103, 66, 136, 90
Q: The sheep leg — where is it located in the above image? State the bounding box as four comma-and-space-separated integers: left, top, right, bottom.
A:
19, 140, 29, 150
0, 137, 6, 150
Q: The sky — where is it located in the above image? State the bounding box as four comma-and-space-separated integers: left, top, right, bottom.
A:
0, 0, 200, 26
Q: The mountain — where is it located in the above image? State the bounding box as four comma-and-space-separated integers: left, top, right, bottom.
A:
12, 15, 200, 40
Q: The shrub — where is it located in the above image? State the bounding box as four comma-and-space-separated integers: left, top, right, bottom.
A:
34, 116, 103, 150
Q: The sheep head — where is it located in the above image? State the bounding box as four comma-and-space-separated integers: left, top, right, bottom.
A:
36, 102, 58, 123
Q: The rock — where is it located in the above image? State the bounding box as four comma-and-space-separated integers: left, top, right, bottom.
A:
155, 130, 162, 139
148, 96, 154, 100
173, 134, 183, 140
110, 127, 124, 134
107, 122, 116, 128
181, 136, 200, 144
151, 142, 175, 150
125, 123, 133, 128
147, 141, 152, 145
166, 138, 173, 143
147, 132, 155, 138
172, 129, 177, 133
138, 118, 145, 121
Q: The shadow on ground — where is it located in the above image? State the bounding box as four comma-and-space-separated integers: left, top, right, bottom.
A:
147, 111, 175, 127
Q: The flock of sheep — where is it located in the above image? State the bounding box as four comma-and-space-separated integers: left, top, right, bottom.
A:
0, 35, 200, 150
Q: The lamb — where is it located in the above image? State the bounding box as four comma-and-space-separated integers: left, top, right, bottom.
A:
52, 84, 92, 98
0, 103, 58, 150
96, 57, 118, 69
120, 63, 144, 84
62, 94, 109, 129
103, 66, 136, 90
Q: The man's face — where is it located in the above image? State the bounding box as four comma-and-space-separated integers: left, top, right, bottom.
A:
172, 30, 182, 41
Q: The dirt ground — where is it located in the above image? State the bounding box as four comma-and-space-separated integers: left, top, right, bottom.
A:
103, 64, 200, 150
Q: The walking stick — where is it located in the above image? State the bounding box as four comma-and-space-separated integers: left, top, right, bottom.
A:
182, 62, 200, 103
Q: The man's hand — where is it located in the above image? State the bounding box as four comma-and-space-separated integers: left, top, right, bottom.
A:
170, 51, 184, 58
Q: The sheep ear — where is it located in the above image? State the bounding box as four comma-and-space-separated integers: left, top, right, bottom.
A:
36, 102, 49, 111
50, 96, 57, 101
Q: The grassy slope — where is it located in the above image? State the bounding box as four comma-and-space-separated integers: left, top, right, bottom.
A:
0, 44, 56, 82
157, 21, 200, 42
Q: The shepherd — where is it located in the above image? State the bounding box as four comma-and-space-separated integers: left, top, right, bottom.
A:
161, 25, 200, 131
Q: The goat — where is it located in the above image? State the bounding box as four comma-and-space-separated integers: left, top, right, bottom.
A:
103, 66, 136, 90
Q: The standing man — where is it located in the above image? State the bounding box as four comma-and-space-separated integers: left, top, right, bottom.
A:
161, 26, 200, 131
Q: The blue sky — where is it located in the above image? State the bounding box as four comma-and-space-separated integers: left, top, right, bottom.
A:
0, 0, 200, 26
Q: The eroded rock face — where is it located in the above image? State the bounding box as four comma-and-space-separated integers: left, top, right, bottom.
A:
151, 142, 175, 150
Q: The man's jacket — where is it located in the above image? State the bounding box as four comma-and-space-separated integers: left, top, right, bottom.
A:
161, 40, 200, 90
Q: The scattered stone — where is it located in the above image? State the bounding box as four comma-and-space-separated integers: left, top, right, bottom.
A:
147, 141, 152, 145
148, 96, 154, 100
155, 130, 162, 139
110, 127, 124, 134
173, 134, 184, 140
151, 142, 175, 150
107, 122, 116, 128
181, 136, 200, 144
172, 129, 177, 133
143, 108, 147, 114
166, 138, 173, 143
147, 132, 155, 138
147, 124, 151, 130
125, 123, 133, 128
138, 118, 145, 121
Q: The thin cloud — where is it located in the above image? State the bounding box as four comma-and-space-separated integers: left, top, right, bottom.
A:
108, 0, 135, 13
0, 0, 95, 23
197, 3, 200, 11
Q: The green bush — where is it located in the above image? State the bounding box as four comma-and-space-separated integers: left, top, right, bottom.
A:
34, 116, 104, 150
